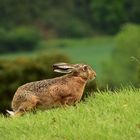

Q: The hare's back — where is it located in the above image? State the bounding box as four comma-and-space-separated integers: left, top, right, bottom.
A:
18, 79, 53, 93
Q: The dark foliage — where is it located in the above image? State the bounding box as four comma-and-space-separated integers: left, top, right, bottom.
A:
0, 0, 139, 36
0, 26, 41, 53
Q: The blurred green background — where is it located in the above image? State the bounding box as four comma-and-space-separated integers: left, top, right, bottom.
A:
0, 0, 140, 113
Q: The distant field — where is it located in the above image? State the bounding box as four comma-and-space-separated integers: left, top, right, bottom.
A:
0, 36, 115, 79
0, 88, 139, 140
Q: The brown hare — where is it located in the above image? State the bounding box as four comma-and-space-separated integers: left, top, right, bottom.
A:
7, 63, 96, 116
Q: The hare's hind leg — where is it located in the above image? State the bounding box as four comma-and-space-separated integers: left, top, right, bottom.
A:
14, 94, 40, 116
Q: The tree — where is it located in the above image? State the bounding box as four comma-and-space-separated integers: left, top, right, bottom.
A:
90, 0, 126, 34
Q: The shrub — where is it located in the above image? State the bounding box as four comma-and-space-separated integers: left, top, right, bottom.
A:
102, 24, 140, 89
0, 26, 41, 53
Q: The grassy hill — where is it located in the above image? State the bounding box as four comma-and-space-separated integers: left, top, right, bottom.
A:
0, 88, 139, 140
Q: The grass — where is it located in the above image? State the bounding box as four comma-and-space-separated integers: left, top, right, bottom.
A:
0, 88, 140, 140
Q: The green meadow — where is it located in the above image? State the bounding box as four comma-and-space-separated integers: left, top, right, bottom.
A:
0, 88, 139, 140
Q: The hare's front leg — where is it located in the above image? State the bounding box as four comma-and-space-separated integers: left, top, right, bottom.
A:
61, 95, 77, 106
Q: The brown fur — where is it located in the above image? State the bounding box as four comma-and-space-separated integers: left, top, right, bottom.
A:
10, 63, 96, 116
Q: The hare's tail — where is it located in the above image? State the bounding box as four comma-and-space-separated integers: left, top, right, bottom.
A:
6, 110, 15, 116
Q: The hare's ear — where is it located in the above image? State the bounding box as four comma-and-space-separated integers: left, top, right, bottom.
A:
53, 68, 73, 73
53, 63, 74, 69
53, 63, 74, 73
